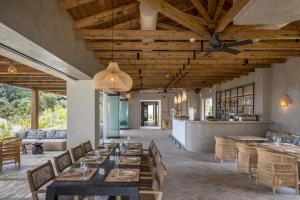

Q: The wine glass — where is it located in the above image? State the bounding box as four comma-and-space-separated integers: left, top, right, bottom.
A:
114, 156, 120, 175
95, 149, 101, 160
80, 161, 88, 176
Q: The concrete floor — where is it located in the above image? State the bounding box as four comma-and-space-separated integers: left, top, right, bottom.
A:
0, 129, 298, 200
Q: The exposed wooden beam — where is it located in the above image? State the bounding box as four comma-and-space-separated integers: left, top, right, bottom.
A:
213, 0, 226, 22
222, 25, 300, 40
157, 22, 184, 31
75, 27, 300, 40
216, 0, 249, 32
101, 58, 286, 65
74, 2, 138, 29
191, 0, 212, 23
58, 0, 95, 10
87, 40, 300, 51
138, 0, 210, 37
95, 50, 300, 59
112, 18, 140, 30
208, 0, 217, 18
75, 29, 200, 40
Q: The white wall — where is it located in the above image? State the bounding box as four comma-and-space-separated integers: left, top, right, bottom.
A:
200, 68, 271, 120
67, 80, 97, 149
270, 58, 300, 134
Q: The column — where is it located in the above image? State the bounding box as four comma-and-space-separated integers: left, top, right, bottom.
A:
31, 89, 39, 129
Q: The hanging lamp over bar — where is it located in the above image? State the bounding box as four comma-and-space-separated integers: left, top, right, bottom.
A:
92, 0, 133, 92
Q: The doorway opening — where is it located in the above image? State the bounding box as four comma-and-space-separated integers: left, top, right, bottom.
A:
140, 100, 161, 128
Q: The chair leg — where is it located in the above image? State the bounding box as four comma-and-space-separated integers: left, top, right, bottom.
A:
272, 186, 276, 194
221, 159, 224, 164
88, 196, 94, 200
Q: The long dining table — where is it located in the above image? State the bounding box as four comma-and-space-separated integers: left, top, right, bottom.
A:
46, 143, 143, 200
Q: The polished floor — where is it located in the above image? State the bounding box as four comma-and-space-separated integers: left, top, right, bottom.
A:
0, 129, 298, 200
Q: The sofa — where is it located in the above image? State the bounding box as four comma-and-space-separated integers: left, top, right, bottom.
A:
265, 130, 300, 145
16, 130, 67, 151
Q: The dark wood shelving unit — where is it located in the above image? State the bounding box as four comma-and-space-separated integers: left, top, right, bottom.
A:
216, 83, 255, 120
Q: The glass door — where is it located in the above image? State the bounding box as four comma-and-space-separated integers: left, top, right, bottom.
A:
119, 99, 129, 129
108, 95, 120, 138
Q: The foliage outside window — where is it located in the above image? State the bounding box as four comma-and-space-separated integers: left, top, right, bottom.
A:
0, 84, 67, 140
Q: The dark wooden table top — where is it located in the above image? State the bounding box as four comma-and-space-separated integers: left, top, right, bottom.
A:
46, 148, 141, 200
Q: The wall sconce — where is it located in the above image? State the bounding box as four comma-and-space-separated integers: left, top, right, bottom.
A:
278, 95, 291, 108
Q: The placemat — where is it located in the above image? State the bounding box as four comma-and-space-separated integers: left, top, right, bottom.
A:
78, 155, 107, 164
87, 149, 112, 156
121, 149, 142, 156
105, 169, 140, 182
56, 168, 97, 182
127, 143, 142, 149
120, 156, 141, 165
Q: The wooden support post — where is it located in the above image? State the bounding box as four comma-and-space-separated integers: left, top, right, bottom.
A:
31, 89, 39, 129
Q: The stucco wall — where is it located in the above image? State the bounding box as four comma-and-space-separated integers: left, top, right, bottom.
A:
270, 58, 300, 135
67, 80, 98, 149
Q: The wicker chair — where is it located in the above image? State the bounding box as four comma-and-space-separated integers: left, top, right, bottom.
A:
0, 137, 22, 172
256, 148, 299, 194
215, 136, 237, 163
82, 140, 93, 154
139, 160, 168, 200
236, 142, 258, 178
54, 151, 73, 173
71, 145, 85, 162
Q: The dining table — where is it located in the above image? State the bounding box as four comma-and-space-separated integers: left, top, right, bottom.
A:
45, 143, 143, 200
227, 135, 269, 142
247, 142, 300, 160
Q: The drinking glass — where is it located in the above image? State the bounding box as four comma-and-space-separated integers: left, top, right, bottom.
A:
114, 156, 120, 175
95, 149, 101, 160
80, 161, 88, 176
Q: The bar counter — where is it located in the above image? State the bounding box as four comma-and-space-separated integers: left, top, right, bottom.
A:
172, 119, 272, 153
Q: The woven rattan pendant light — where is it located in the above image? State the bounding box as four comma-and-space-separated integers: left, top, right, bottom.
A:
92, 0, 133, 91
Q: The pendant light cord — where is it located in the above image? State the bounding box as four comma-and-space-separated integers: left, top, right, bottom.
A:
111, 0, 114, 62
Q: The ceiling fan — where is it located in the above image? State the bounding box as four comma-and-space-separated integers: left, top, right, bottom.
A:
202, 32, 253, 57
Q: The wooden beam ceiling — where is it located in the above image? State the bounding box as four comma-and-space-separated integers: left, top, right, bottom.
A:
0, 56, 66, 95
58, 0, 300, 90
138, 0, 210, 37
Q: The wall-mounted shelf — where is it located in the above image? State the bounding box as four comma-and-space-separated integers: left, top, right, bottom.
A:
216, 83, 255, 120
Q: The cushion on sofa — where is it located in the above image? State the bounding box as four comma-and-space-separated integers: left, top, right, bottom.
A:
35, 130, 46, 139
26, 130, 38, 139
45, 130, 56, 139
53, 130, 66, 139
291, 135, 300, 145
15, 131, 28, 139
265, 130, 292, 143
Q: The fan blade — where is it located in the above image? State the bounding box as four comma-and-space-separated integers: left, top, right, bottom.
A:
224, 39, 253, 47
222, 47, 241, 55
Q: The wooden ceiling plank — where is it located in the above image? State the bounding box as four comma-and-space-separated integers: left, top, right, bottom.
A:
215, 0, 249, 32
58, 0, 95, 10
111, 18, 140, 30
138, 0, 210, 37
74, 2, 138, 29
157, 22, 184, 31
